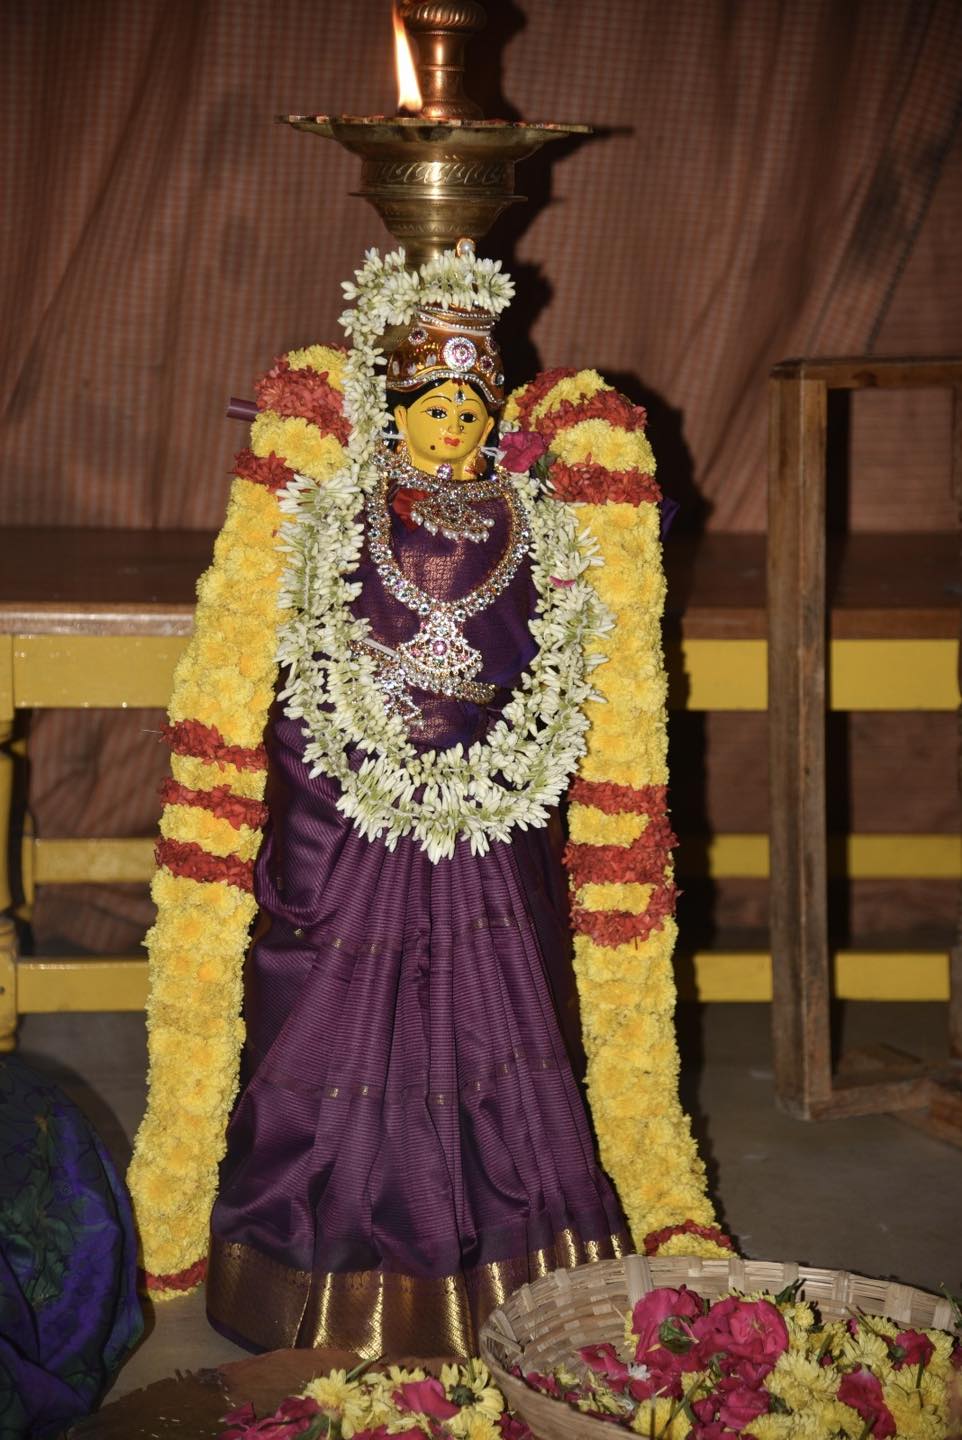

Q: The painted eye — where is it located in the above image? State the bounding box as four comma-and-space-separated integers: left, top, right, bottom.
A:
426, 406, 447, 419
460, 411, 478, 424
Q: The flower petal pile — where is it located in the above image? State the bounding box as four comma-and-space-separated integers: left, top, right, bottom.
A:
219, 1360, 531, 1440
517, 1286, 961, 1438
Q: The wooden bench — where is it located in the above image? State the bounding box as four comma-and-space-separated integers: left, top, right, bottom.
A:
0, 513, 957, 1048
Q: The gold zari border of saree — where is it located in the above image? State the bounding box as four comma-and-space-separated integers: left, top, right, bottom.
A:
207, 1227, 627, 1358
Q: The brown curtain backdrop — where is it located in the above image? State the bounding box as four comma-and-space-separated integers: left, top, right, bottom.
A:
3, 0, 961, 952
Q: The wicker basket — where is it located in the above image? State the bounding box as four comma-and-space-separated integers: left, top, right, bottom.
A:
479, 1254, 958, 1440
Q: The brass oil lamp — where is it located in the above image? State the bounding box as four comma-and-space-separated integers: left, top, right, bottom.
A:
281, 1, 589, 268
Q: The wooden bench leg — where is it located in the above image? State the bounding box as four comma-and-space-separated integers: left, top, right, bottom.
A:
768, 374, 832, 1116
0, 670, 18, 1052
0, 917, 15, 1053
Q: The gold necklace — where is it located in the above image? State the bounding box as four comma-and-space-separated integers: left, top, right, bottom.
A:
361, 444, 532, 718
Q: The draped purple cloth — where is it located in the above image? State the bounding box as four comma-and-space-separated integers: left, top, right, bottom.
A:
0, 1058, 142, 1438
208, 488, 626, 1344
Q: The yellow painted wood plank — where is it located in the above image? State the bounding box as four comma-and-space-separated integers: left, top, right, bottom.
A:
832, 951, 949, 1002
835, 834, 961, 879
676, 638, 957, 711
680, 833, 962, 879
830, 639, 959, 711
676, 639, 767, 710
685, 952, 773, 1002
0, 634, 13, 722
7, 634, 957, 713
683, 950, 950, 1002
12, 635, 185, 708
30, 832, 956, 888
13, 950, 950, 1010
31, 837, 155, 884
17, 958, 148, 1012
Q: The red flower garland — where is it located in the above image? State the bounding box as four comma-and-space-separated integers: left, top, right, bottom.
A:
143, 1258, 208, 1293
255, 356, 351, 444
549, 461, 660, 508
163, 719, 267, 772
513, 366, 578, 430
154, 837, 255, 892
534, 391, 648, 446
233, 447, 295, 494
568, 780, 668, 814
564, 819, 678, 887
642, 1221, 734, 1256
571, 884, 678, 947
158, 778, 268, 832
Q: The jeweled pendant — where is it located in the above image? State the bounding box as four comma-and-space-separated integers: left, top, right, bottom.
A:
398, 609, 483, 685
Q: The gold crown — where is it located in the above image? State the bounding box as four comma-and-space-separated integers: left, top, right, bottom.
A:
386, 304, 505, 408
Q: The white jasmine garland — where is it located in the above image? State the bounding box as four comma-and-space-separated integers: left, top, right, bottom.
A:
276, 246, 610, 862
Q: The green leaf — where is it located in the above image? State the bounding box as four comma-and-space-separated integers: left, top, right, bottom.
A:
773, 1279, 803, 1305
657, 1317, 696, 1354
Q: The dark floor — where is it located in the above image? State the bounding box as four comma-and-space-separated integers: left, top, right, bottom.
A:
15, 1000, 962, 1400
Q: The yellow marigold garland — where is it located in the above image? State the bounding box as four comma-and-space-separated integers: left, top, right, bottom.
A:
507, 369, 729, 1259
128, 345, 348, 1296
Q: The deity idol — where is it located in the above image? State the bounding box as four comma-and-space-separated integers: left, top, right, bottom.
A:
128, 244, 724, 1358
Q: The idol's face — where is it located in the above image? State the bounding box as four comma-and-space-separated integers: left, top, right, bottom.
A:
394, 381, 494, 477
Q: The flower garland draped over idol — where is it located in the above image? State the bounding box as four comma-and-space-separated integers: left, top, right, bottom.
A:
128, 246, 730, 1298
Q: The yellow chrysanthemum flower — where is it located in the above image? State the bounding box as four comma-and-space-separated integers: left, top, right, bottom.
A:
630, 1397, 689, 1438
567, 806, 649, 846
170, 754, 267, 800
304, 1370, 361, 1413
578, 881, 654, 914
159, 805, 261, 861
884, 1384, 946, 1440
448, 1412, 502, 1440
251, 412, 345, 480
767, 1350, 838, 1411
285, 343, 347, 387
839, 1328, 893, 1377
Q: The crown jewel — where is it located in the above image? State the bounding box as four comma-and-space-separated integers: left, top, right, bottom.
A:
386, 303, 505, 407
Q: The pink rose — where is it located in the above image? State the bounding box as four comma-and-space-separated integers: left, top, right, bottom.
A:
631, 1285, 704, 1363
393, 1378, 459, 1420
219, 1396, 322, 1438
693, 1298, 788, 1376
498, 1415, 536, 1440
717, 1384, 770, 1430
892, 1329, 935, 1368
729, 1358, 774, 1390
580, 1343, 631, 1392
691, 1397, 717, 1424
220, 1401, 257, 1438
499, 429, 547, 473
627, 1374, 659, 1402
521, 1369, 563, 1399
838, 1368, 897, 1439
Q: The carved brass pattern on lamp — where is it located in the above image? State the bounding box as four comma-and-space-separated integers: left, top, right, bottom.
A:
281, 2, 589, 268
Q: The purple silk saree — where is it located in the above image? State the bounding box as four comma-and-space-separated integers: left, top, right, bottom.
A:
206, 491, 627, 1357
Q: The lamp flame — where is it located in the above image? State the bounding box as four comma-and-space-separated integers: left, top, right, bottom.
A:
392, 5, 422, 113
